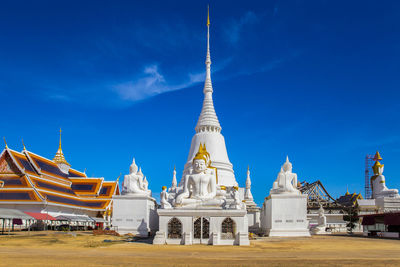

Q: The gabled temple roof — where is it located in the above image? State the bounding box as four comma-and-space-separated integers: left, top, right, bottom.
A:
0, 146, 118, 211
337, 192, 363, 207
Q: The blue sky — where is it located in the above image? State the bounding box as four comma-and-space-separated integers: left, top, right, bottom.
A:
1, 0, 399, 204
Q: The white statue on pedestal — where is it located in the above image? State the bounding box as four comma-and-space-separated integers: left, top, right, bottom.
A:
270, 156, 299, 195
317, 204, 327, 226
371, 151, 399, 199
174, 144, 224, 208
121, 158, 151, 196
160, 186, 172, 209
312, 204, 328, 235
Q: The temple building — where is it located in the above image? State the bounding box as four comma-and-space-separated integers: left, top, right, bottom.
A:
0, 131, 119, 225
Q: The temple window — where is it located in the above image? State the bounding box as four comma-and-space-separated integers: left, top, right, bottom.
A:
168, 217, 182, 239
221, 217, 235, 239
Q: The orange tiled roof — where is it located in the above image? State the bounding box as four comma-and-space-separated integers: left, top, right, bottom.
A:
0, 147, 118, 211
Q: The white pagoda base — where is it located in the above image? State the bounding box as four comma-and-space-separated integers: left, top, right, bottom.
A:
153, 209, 249, 246
263, 194, 310, 237
112, 194, 158, 237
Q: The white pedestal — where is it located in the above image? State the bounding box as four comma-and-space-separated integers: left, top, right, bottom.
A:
311, 225, 331, 235
263, 194, 310, 237
153, 209, 249, 246
112, 194, 158, 237
375, 197, 400, 212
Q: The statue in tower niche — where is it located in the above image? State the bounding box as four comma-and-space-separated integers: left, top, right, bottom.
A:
174, 144, 224, 208
270, 156, 299, 195
122, 158, 151, 196
371, 151, 399, 199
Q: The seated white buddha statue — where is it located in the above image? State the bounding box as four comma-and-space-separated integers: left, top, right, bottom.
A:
270, 156, 300, 195
174, 144, 224, 208
371, 152, 399, 199
122, 158, 151, 196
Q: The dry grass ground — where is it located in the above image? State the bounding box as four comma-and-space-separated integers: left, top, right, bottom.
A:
0, 232, 399, 266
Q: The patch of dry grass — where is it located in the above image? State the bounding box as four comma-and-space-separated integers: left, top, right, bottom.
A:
0, 232, 399, 266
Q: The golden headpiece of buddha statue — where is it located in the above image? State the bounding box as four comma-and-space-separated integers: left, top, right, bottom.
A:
372, 151, 384, 175
193, 143, 211, 166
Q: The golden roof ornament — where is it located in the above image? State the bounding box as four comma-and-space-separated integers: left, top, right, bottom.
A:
22, 138, 26, 151
3, 137, 8, 149
207, 5, 210, 27
53, 128, 71, 166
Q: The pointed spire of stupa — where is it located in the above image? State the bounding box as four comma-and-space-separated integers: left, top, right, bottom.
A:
195, 6, 221, 133
53, 128, 70, 166
245, 165, 254, 200
171, 166, 177, 188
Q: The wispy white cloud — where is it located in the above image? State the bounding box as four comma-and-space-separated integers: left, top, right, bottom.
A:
225, 11, 260, 44
113, 64, 204, 101
114, 57, 233, 102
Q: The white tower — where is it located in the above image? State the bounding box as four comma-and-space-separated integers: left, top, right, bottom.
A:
183, 8, 237, 186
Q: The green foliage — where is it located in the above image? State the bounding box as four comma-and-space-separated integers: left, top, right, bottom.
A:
343, 206, 359, 234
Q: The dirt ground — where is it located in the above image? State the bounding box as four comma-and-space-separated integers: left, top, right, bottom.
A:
0, 232, 399, 267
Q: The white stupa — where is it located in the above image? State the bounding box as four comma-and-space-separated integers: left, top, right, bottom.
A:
182, 12, 237, 187
153, 8, 249, 246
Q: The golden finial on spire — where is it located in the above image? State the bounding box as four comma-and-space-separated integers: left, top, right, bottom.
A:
207, 5, 210, 27
116, 172, 121, 183
59, 128, 62, 150
53, 128, 70, 166
346, 185, 349, 195
3, 137, 8, 149
22, 138, 26, 150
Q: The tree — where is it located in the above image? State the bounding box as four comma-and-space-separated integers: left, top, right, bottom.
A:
343, 206, 359, 234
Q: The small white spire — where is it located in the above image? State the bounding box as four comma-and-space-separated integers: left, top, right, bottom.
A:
244, 165, 253, 200
195, 6, 221, 133
171, 166, 177, 188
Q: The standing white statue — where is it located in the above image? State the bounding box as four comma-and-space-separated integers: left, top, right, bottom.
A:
160, 186, 172, 209
371, 151, 399, 199
174, 144, 223, 207
317, 204, 327, 227
311, 203, 328, 235
270, 156, 299, 195
122, 158, 151, 196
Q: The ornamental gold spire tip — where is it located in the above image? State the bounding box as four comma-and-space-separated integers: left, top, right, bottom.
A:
53, 128, 70, 166
207, 5, 210, 27
59, 128, 62, 150
22, 138, 26, 150
3, 137, 8, 149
